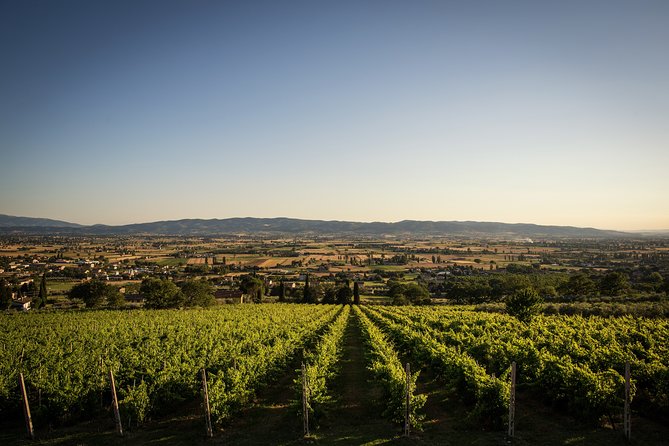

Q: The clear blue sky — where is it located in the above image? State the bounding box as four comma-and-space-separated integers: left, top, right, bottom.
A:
1, 0, 668, 230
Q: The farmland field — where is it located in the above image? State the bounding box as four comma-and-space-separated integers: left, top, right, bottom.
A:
2, 304, 668, 445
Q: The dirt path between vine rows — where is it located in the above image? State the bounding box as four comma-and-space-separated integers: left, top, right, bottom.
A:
217, 310, 401, 445
310, 311, 400, 444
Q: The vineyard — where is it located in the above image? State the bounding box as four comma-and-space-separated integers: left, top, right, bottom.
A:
1, 304, 668, 445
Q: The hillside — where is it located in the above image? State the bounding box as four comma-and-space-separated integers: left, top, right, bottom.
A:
0, 214, 82, 228
0, 214, 629, 238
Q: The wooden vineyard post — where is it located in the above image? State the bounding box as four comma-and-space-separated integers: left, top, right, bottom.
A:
624, 361, 631, 441
109, 369, 123, 436
19, 373, 34, 440
201, 369, 213, 438
404, 362, 411, 437
508, 361, 516, 439
301, 363, 310, 437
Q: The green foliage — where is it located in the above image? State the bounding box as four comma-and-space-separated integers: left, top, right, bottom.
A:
239, 275, 264, 301
141, 278, 184, 309
208, 306, 341, 424
302, 274, 315, 303
364, 307, 508, 428
491, 274, 533, 297
179, 279, 215, 307
388, 280, 430, 305
599, 271, 630, 296
0, 304, 342, 426
278, 280, 286, 302
561, 272, 596, 297
506, 288, 543, 322
643, 272, 664, 292
297, 306, 349, 423
69, 279, 122, 308
354, 306, 426, 427
377, 306, 669, 421
119, 380, 150, 425
336, 284, 352, 305
404, 282, 431, 304
36, 274, 48, 309
443, 273, 569, 304
0, 280, 12, 309
321, 284, 337, 304
353, 281, 360, 305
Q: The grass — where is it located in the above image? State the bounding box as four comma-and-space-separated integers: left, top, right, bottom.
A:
46, 281, 79, 293
361, 294, 390, 304
155, 258, 187, 266
369, 265, 408, 272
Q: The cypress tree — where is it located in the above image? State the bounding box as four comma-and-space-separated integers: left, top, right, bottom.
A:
278, 280, 286, 302
303, 274, 313, 303
353, 281, 360, 305
39, 273, 48, 308
0, 280, 11, 309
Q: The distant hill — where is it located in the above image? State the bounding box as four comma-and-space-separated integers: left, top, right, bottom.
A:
0, 214, 82, 228
0, 214, 630, 238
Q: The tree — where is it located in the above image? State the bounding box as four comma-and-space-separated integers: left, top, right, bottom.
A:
322, 283, 337, 304
388, 280, 430, 305
645, 272, 664, 292
336, 285, 352, 304
107, 288, 126, 308
388, 280, 409, 305
506, 288, 543, 322
141, 278, 184, 309
599, 272, 630, 296
179, 279, 215, 307
24, 281, 37, 303
38, 273, 48, 308
302, 274, 316, 303
445, 278, 492, 304
239, 275, 264, 303
278, 280, 286, 302
0, 280, 11, 309
70, 279, 123, 308
353, 281, 360, 305
561, 273, 595, 297
490, 274, 532, 299
405, 282, 431, 304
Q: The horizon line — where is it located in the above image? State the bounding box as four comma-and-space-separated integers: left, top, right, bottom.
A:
2, 212, 660, 233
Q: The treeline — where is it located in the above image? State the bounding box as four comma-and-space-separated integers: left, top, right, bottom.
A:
432, 270, 668, 304
68, 278, 218, 309
267, 275, 360, 305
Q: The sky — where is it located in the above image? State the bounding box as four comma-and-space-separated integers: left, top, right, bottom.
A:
1, 0, 668, 230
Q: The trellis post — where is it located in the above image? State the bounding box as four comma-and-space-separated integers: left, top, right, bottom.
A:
109, 369, 123, 436
508, 361, 516, 439
302, 363, 310, 437
404, 362, 411, 437
201, 369, 213, 437
19, 373, 34, 440
624, 361, 631, 441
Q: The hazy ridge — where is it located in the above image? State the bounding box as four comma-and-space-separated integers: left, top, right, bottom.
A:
0, 214, 630, 238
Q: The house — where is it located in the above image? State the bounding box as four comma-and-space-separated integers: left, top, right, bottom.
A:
215, 290, 244, 299
124, 293, 145, 304
11, 297, 32, 311
214, 289, 246, 303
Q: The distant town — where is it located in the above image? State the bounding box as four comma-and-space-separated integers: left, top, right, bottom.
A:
2, 233, 667, 317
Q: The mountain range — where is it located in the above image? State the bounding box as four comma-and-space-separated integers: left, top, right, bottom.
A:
0, 214, 631, 238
